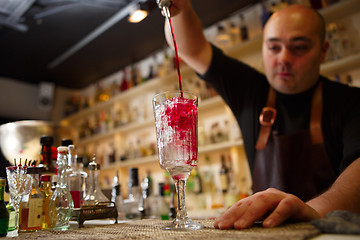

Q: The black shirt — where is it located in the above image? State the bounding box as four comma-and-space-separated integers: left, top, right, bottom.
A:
199, 45, 360, 174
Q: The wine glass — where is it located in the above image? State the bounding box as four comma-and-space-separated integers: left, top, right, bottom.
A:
6, 166, 32, 237
153, 91, 203, 230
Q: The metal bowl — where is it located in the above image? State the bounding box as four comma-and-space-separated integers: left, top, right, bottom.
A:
0, 120, 73, 165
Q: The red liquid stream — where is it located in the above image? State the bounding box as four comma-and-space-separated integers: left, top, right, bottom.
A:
167, 17, 183, 97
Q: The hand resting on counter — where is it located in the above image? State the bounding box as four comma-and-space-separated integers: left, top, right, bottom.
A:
214, 188, 321, 229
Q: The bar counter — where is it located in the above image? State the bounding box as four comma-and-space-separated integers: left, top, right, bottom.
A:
8, 219, 324, 240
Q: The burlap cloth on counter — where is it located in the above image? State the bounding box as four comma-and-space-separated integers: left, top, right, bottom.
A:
10, 219, 320, 240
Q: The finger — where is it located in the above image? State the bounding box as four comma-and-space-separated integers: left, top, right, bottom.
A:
262, 194, 321, 228
214, 200, 247, 229
233, 189, 285, 229
262, 195, 301, 227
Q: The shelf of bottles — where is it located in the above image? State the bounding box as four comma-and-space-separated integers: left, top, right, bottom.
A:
62, 0, 360, 172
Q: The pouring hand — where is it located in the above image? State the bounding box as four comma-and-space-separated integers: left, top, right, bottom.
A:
214, 188, 321, 229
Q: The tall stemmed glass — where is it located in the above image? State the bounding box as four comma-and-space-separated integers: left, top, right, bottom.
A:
6, 166, 32, 237
153, 91, 203, 230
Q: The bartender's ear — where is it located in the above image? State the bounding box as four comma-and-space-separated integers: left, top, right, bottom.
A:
320, 40, 329, 62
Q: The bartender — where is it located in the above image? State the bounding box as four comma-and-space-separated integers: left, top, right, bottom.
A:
159, 0, 360, 229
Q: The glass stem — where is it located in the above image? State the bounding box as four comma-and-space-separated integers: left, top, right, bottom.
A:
175, 179, 188, 220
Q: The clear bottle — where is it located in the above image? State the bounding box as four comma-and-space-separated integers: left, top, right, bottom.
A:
83, 155, 109, 206
123, 168, 141, 219
49, 146, 74, 231
0, 178, 9, 237
67, 145, 87, 208
111, 170, 124, 220
39, 175, 53, 229
19, 167, 44, 232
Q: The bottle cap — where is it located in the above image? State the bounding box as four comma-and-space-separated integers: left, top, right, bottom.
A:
68, 145, 76, 155
40, 175, 51, 182
40, 135, 54, 146
61, 139, 73, 147
57, 146, 68, 154
88, 154, 100, 170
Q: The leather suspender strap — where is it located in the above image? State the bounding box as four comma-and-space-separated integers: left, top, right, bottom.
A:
310, 81, 324, 144
256, 87, 276, 150
255, 81, 324, 150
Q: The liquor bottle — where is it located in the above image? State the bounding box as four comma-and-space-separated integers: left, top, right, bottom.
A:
19, 167, 44, 232
225, 156, 240, 208
229, 22, 240, 45
239, 14, 249, 41
111, 170, 124, 220
148, 183, 169, 220
67, 145, 87, 208
123, 168, 141, 219
39, 175, 53, 229
215, 24, 231, 49
219, 154, 229, 193
38, 135, 54, 173
49, 146, 74, 231
193, 168, 203, 195
138, 170, 153, 218
120, 70, 129, 92
83, 155, 109, 206
0, 178, 9, 237
6, 200, 15, 233
168, 185, 177, 220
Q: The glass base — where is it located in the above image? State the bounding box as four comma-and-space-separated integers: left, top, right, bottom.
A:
6, 230, 18, 238
53, 224, 70, 231
162, 217, 203, 231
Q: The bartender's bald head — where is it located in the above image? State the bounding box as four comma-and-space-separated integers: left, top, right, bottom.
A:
264, 4, 326, 43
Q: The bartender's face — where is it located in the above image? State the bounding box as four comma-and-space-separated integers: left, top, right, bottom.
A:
262, 5, 328, 94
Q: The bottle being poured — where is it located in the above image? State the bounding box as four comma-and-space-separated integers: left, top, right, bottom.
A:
157, 0, 183, 96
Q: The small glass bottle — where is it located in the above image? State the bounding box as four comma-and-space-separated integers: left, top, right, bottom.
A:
38, 136, 55, 173
49, 146, 74, 231
39, 175, 53, 229
123, 168, 141, 219
83, 155, 109, 206
0, 178, 9, 237
19, 167, 44, 232
67, 145, 87, 208
111, 170, 124, 220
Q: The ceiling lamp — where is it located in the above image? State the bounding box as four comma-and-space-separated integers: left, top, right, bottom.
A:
128, 2, 148, 23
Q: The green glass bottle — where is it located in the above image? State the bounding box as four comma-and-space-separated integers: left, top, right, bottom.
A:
0, 178, 9, 237
6, 200, 15, 232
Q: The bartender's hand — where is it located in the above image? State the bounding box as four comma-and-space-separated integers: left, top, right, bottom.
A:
214, 188, 321, 229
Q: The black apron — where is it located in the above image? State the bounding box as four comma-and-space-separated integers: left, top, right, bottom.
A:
252, 82, 337, 201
